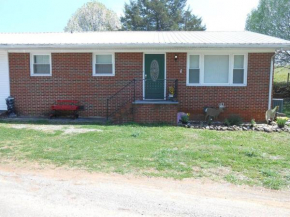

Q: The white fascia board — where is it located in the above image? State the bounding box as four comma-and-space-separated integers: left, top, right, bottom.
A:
1, 43, 290, 50
5, 48, 277, 54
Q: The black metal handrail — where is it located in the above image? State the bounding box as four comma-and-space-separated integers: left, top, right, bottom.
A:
106, 78, 178, 121
106, 79, 135, 120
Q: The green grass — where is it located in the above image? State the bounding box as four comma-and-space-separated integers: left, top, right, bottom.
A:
0, 121, 289, 190
284, 100, 290, 117
274, 67, 290, 87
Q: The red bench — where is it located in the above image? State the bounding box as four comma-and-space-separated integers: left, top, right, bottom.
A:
50, 100, 80, 119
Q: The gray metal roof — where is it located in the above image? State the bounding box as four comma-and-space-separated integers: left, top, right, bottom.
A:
0, 31, 289, 49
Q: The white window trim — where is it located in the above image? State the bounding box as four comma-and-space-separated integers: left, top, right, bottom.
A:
92, 53, 115, 76
30, 53, 52, 76
188, 55, 201, 84
186, 52, 248, 87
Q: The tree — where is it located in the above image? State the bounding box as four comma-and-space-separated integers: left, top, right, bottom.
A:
64, 1, 121, 32
121, 0, 206, 31
246, 0, 290, 65
246, 0, 290, 40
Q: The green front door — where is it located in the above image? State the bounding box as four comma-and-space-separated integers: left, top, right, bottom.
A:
144, 54, 165, 99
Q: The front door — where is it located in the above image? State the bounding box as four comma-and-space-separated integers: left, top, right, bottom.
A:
144, 54, 165, 99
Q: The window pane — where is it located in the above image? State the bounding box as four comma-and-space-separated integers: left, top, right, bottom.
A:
233, 69, 244, 84
95, 64, 113, 74
34, 55, 50, 64
189, 69, 200, 83
189, 55, 199, 68
204, 55, 229, 83
96, 55, 112, 64
234, 55, 244, 68
33, 64, 50, 74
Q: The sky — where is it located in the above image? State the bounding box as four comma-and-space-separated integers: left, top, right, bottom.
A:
0, 0, 260, 32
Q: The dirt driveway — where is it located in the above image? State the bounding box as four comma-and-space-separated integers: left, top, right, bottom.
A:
0, 163, 289, 217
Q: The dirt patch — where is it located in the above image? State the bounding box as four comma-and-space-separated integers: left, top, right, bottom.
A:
3, 124, 102, 135
0, 160, 289, 213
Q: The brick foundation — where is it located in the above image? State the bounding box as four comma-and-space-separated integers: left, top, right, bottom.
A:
133, 104, 178, 124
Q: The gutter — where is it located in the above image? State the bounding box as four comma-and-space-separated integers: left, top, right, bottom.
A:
0, 43, 290, 50
268, 53, 276, 110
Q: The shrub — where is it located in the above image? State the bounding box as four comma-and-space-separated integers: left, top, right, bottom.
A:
224, 119, 230, 126
224, 115, 243, 126
207, 117, 213, 125
180, 113, 190, 124
250, 119, 256, 127
276, 117, 288, 128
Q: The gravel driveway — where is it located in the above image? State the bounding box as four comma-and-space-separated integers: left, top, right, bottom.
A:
0, 164, 289, 217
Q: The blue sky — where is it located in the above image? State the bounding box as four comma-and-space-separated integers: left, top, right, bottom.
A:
0, 0, 259, 32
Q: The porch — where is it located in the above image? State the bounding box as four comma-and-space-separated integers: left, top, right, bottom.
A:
106, 78, 179, 123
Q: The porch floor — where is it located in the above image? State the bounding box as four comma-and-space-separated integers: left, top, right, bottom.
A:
133, 100, 179, 105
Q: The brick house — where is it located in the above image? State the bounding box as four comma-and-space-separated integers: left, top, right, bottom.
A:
0, 31, 289, 124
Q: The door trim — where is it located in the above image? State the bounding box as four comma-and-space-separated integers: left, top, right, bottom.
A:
143, 52, 166, 100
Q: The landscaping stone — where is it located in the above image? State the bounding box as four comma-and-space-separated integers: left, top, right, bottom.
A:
263, 127, 272, 133
183, 121, 290, 133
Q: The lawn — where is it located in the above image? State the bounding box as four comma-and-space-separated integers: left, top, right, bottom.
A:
0, 121, 289, 190
274, 67, 290, 87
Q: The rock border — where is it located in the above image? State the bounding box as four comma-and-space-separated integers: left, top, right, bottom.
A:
179, 121, 290, 133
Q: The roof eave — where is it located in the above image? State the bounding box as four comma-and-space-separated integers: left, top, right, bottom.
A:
1, 43, 289, 50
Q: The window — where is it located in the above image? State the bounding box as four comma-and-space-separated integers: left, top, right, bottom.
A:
93, 53, 115, 76
204, 55, 229, 83
31, 54, 51, 76
188, 55, 200, 83
233, 55, 245, 84
187, 53, 247, 86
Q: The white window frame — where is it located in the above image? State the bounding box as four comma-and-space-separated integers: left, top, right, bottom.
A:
186, 52, 248, 86
92, 53, 115, 76
30, 53, 52, 76
188, 55, 201, 84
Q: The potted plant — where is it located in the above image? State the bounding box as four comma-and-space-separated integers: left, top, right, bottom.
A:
276, 117, 288, 128
180, 113, 190, 124
168, 86, 174, 100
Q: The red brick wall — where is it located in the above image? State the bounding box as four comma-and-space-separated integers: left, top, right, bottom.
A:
9, 53, 143, 117
133, 104, 178, 124
9, 52, 273, 122
166, 53, 273, 121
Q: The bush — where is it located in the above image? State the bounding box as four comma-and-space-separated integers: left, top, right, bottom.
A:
180, 113, 190, 124
276, 117, 288, 128
250, 119, 256, 127
224, 119, 230, 126
224, 115, 243, 126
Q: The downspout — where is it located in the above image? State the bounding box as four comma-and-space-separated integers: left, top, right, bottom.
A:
268, 53, 276, 110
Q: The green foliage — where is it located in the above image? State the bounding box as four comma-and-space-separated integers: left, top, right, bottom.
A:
245, 0, 290, 40
224, 115, 243, 126
284, 100, 290, 118
274, 67, 290, 87
207, 117, 213, 126
276, 117, 288, 128
121, 0, 206, 31
250, 119, 256, 127
180, 114, 189, 124
224, 119, 230, 127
